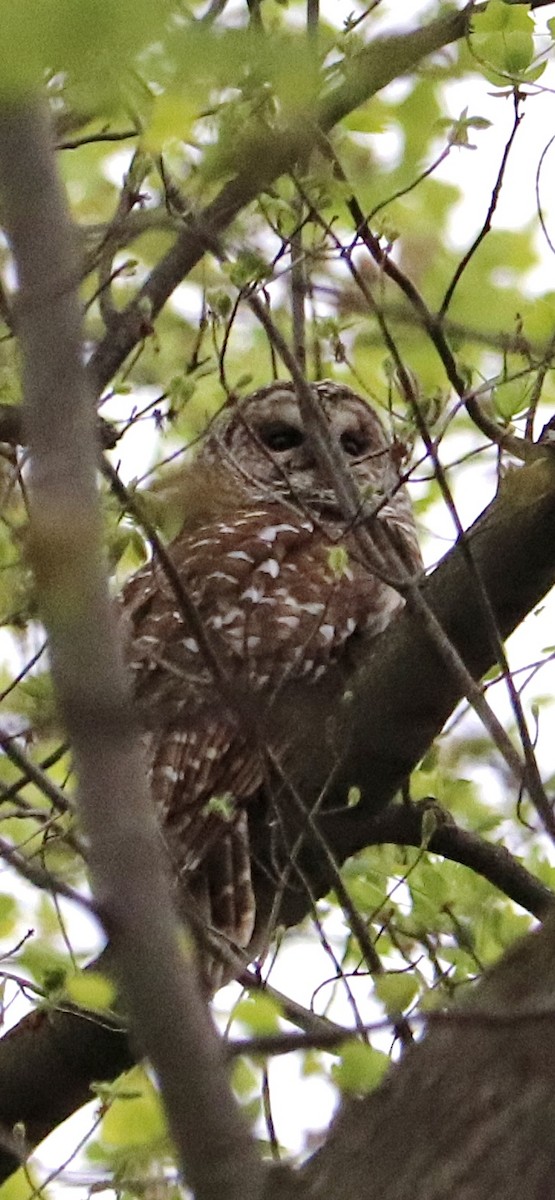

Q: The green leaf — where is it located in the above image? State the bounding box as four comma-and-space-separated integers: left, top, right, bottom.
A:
327, 545, 350, 579
471, 2, 539, 82
374, 973, 418, 1015
0, 0, 174, 100
473, 1, 534, 34
0, 894, 17, 939
0, 1166, 44, 1200
234, 992, 283, 1034
100, 1066, 168, 1150
203, 792, 235, 821
143, 93, 202, 153
411, 861, 452, 909
437, 108, 492, 150
345, 873, 388, 914
493, 378, 528, 421
227, 251, 272, 289
347, 786, 361, 808
333, 1041, 389, 1095
19, 944, 71, 991
231, 1057, 259, 1099
66, 970, 116, 1012
343, 99, 391, 134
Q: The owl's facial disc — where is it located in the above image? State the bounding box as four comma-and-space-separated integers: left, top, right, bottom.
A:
238, 391, 383, 484
201, 381, 396, 509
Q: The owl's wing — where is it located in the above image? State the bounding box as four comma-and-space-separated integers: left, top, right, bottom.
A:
148, 718, 262, 873
149, 719, 260, 984
142, 718, 263, 988
122, 502, 409, 983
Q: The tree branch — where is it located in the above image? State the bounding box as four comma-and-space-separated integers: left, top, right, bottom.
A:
87, 5, 473, 394
0, 96, 265, 1200
359, 803, 555, 921
266, 455, 555, 927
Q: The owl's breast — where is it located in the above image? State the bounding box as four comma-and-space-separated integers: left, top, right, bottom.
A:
122, 500, 405, 727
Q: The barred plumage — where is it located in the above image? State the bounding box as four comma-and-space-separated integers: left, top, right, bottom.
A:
121, 381, 421, 990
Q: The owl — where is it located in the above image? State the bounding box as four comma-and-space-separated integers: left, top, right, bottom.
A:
121, 381, 421, 991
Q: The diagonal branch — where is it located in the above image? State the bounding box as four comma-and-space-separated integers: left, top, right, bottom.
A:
286, 456, 555, 915
87, 5, 473, 393
357, 803, 555, 921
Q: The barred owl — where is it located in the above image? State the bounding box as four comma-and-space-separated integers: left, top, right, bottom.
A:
122, 381, 421, 990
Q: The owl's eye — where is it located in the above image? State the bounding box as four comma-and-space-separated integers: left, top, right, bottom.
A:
341, 430, 369, 457
261, 423, 304, 452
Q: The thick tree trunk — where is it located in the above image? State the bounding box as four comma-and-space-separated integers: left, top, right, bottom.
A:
290, 911, 555, 1200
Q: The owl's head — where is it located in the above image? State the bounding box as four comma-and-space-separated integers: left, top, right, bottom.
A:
199, 381, 401, 510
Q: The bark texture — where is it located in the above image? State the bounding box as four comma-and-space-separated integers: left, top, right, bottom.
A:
294, 912, 555, 1200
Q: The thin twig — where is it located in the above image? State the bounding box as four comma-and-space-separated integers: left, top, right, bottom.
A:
103, 459, 235, 698
439, 91, 524, 318
0, 728, 74, 817
246, 282, 555, 835
86, 5, 474, 394
0, 835, 96, 912
57, 128, 139, 151
316, 134, 537, 462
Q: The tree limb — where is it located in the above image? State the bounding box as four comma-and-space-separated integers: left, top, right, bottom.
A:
359, 803, 555, 921
254, 454, 555, 931
0, 96, 265, 1200
87, 5, 473, 394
